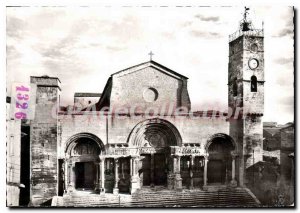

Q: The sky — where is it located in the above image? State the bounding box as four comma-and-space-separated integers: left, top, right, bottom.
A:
6, 6, 294, 124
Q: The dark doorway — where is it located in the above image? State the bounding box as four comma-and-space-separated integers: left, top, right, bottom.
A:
154, 154, 167, 185
207, 135, 234, 185
58, 159, 64, 196
193, 156, 204, 187
180, 156, 191, 187
208, 160, 225, 184
118, 157, 130, 193
104, 158, 115, 193
75, 162, 96, 189
19, 124, 30, 206
140, 154, 151, 186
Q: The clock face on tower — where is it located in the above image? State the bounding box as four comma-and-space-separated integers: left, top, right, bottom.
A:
248, 58, 259, 70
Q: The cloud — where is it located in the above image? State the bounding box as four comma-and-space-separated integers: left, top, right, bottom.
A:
6, 45, 22, 59
181, 21, 192, 28
35, 20, 90, 60
6, 16, 27, 39
271, 10, 294, 38
5, 7, 294, 124
106, 45, 127, 52
195, 14, 220, 22
279, 96, 294, 106
276, 76, 294, 87
190, 30, 221, 38
274, 57, 294, 65
42, 56, 91, 79
38, 35, 78, 59
273, 28, 294, 37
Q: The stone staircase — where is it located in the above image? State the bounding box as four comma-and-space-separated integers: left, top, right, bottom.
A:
57, 187, 260, 207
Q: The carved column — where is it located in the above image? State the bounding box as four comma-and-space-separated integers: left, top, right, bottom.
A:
225, 160, 228, 184
130, 158, 133, 176
64, 159, 68, 193
67, 160, 72, 189
99, 156, 105, 194
190, 155, 195, 189
150, 153, 154, 187
94, 162, 99, 192
203, 154, 209, 190
132, 156, 136, 176
130, 156, 140, 194
167, 156, 176, 190
113, 158, 119, 195
69, 161, 76, 192
230, 152, 237, 186
173, 155, 177, 173
174, 155, 182, 191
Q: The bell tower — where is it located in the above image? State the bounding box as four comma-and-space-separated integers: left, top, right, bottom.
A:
228, 7, 264, 186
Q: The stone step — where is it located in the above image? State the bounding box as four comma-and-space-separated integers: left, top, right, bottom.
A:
59, 188, 260, 207
128, 198, 257, 206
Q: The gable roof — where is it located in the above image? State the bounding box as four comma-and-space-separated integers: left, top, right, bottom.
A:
264, 127, 281, 136
81, 60, 188, 112
111, 60, 189, 79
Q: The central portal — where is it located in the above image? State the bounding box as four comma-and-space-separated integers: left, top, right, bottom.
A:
140, 154, 167, 187
154, 154, 167, 185
129, 118, 183, 191
75, 162, 96, 189
207, 160, 225, 184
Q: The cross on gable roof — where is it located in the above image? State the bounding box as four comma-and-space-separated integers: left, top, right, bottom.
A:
111, 60, 189, 80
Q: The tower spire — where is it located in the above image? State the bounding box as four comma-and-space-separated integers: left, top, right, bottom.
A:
240, 7, 252, 32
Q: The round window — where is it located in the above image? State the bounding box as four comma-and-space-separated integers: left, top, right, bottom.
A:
143, 87, 158, 102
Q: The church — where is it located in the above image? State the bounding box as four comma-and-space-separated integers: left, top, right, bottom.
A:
28, 11, 265, 207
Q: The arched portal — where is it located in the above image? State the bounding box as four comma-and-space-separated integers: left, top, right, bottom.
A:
205, 134, 236, 185
64, 133, 104, 192
128, 118, 182, 187
65, 133, 105, 155
128, 118, 182, 147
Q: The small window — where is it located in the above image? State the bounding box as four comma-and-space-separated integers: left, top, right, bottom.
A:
180, 156, 190, 171
233, 78, 238, 96
251, 75, 257, 92
250, 43, 258, 53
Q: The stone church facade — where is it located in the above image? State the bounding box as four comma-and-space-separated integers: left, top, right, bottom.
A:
29, 22, 264, 206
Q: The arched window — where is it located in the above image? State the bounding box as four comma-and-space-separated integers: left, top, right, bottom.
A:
233, 77, 238, 97
251, 75, 257, 92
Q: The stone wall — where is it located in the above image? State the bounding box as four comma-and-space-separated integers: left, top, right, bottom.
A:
6, 114, 21, 206
58, 114, 230, 154
228, 34, 264, 187
30, 77, 60, 206
263, 129, 281, 150
281, 126, 294, 149
110, 65, 190, 113
228, 36, 244, 112
243, 36, 264, 115
242, 36, 264, 80
244, 116, 263, 168
243, 81, 264, 114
